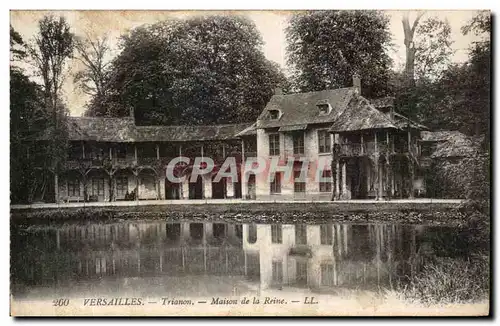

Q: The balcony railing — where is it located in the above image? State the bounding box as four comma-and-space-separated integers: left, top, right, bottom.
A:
339, 142, 417, 157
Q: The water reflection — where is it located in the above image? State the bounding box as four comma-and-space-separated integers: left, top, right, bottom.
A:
11, 220, 463, 298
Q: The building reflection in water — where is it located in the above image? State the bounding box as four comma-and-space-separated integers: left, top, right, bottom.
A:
12, 221, 435, 295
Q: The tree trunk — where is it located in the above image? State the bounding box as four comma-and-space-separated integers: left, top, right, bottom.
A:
402, 11, 425, 87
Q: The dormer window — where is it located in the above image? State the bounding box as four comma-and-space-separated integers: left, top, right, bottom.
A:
316, 100, 331, 115
269, 109, 280, 120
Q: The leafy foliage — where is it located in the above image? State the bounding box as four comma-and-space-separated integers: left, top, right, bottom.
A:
413, 17, 453, 80
286, 10, 393, 97
10, 19, 73, 203
27, 15, 74, 125
90, 15, 288, 125
74, 35, 111, 114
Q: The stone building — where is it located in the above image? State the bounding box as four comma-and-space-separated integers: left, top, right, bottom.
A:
30, 75, 470, 204
238, 75, 430, 200
42, 115, 251, 203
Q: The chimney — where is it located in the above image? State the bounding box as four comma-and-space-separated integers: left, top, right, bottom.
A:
352, 73, 361, 95
274, 87, 283, 95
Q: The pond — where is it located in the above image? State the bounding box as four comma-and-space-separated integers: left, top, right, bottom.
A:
11, 219, 470, 300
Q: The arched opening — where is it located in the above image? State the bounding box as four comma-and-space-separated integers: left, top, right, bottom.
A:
211, 175, 226, 199
165, 178, 181, 200
114, 169, 133, 201
60, 170, 84, 202
138, 169, 158, 200
189, 174, 203, 199
86, 169, 108, 202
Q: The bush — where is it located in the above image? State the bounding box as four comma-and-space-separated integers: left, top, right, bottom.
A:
399, 255, 489, 304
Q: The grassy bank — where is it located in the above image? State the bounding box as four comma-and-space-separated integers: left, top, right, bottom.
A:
395, 255, 490, 305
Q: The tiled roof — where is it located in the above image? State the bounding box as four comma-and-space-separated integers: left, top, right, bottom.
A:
421, 131, 481, 158
65, 117, 252, 142
256, 88, 354, 129
369, 96, 395, 108
393, 112, 429, 130
328, 97, 399, 133
235, 122, 257, 137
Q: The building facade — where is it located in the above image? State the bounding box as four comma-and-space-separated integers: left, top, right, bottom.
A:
238, 76, 430, 201
37, 117, 251, 203
30, 75, 464, 204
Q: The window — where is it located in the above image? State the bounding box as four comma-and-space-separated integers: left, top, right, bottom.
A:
320, 224, 333, 245
269, 110, 280, 120
91, 178, 105, 196
271, 224, 282, 244
296, 261, 308, 284
67, 178, 80, 197
293, 132, 304, 154
116, 177, 128, 197
269, 134, 280, 156
318, 104, 330, 115
295, 224, 307, 245
270, 172, 281, 194
420, 142, 435, 156
318, 130, 331, 153
319, 170, 332, 193
294, 170, 306, 193
272, 261, 283, 284
320, 263, 334, 286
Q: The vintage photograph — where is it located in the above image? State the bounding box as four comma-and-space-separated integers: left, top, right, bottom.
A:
9, 9, 491, 316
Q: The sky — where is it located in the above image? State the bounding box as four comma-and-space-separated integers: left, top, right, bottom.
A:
10, 10, 484, 117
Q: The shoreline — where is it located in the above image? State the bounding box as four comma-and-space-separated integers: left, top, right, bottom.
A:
10, 199, 472, 227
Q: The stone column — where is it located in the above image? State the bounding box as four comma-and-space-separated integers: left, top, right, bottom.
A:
374, 159, 380, 200
378, 159, 383, 200
408, 160, 415, 199
226, 177, 235, 198
335, 160, 340, 200
386, 159, 392, 200
341, 161, 347, 199
202, 174, 212, 199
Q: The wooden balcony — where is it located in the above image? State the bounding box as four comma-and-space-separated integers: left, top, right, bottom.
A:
339, 142, 417, 157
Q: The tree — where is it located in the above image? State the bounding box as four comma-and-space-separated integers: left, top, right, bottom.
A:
27, 15, 74, 126
402, 11, 425, 86
10, 25, 26, 62
413, 17, 453, 80
93, 15, 288, 125
74, 35, 111, 115
286, 10, 393, 97
397, 13, 453, 120
10, 26, 54, 203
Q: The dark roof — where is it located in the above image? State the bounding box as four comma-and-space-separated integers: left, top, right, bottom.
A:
369, 96, 395, 109
421, 130, 462, 142
256, 88, 354, 129
421, 131, 481, 158
235, 122, 257, 137
329, 97, 399, 133
65, 117, 251, 143
393, 112, 429, 130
